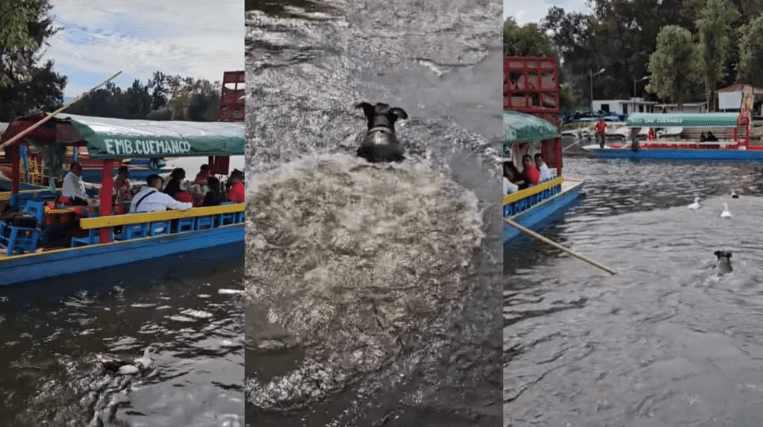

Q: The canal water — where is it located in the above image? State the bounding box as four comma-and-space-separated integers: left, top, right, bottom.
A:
0, 244, 245, 427
505, 158, 763, 426
246, 0, 503, 425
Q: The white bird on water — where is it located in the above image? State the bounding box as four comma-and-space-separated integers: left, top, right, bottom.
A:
721, 202, 732, 218
731, 189, 739, 198
688, 197, 700, 209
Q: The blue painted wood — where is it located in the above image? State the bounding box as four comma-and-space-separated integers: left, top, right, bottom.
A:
71, 229, 115, 247
1, 224, 244, 285
196, 216, 215, 230
173, 218, 196, 233
0, 223, 39, 256
503, 183, 584, 246
588, 148, 763, 160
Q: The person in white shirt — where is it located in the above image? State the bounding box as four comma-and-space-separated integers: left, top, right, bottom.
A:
130, 174, 193, 213
534, 154, 553, 182
62, 162, 100, 205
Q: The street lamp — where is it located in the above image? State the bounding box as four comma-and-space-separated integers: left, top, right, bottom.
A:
590, 68, 605, 113
633, 76, 649, 99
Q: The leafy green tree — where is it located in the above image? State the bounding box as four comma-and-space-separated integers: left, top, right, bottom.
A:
646, 25, 697, 109
738, 13, 763, 87
503, 18, 556, 57
695, 0, 740, 111
0, 0, 66, 121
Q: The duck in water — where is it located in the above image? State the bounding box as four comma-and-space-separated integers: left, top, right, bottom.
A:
97, 346, 155, 375
355, 102, 408, 163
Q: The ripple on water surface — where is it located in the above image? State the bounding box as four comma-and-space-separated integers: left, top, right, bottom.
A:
0, 247, 245, 427
505, 159, 763, 426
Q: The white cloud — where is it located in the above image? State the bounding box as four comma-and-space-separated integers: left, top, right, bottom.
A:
45, 0, 244, 97
504, 0, 593, 25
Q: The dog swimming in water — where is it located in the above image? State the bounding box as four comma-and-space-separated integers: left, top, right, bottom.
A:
714, 250, 733, 275
355, 102, 408, 163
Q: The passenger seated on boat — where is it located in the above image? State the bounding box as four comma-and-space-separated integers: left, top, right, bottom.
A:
164, 168, 186, 199
113, 166, 132, 206
226, 170, 245, 203
706, 131, 718, 142
699, 132, 707, 142
504, 161, 527, 190
195, 164, 210, 186
203, 177, 225, 206
503, 162, 519, 195
522, 155, 540, 186
534, 154, 553, 182
130, 174, 193, 213
62, 162, 100, 206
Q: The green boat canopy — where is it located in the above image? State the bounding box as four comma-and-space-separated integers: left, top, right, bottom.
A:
626, 113, 740, 128
504, 110, 559, 145
1, 113, 244, 159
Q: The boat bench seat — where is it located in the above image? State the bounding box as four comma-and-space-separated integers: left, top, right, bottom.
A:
173, 217, 196, 233
71, 229, 114, 247
196, 215, 215, 230
114, 223, 149, 240
0, 220, 39, 256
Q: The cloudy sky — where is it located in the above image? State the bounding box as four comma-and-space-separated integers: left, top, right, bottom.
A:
43, 0, 244, 98
504, 0, 593, 25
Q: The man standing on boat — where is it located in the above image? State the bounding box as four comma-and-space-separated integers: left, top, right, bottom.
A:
130, 174, 193, 213
595, 119, 607, 148
62, 162, 100, 206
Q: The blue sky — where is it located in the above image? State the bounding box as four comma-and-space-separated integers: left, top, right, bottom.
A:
44, 0, 244, 98
504, 0, 593, 25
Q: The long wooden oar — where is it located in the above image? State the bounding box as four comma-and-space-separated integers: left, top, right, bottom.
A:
0, 71, 122, 151
504, 217, 617, 275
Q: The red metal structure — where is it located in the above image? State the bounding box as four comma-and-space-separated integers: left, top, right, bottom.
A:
217, 71, 245, 122
503, 56, 560, 127
504, 56, 562, 175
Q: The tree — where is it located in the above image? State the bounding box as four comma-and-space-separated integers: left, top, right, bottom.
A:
646, 25, 697, 109
0, 0, 40, 87
738, 13, 763, 87
503, 18, 556, 57
0, 0, 66, 121
695, 0, 740, 111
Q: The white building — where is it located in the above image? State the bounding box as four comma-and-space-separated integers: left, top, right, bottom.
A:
592, 98, 659, 115
717, 85, 763, 114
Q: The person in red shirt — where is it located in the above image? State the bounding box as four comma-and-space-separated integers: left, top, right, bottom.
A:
227, 169, 245, 203
195, 164, 210, 186
522, 155, 540, 185
595, 119, 607, 148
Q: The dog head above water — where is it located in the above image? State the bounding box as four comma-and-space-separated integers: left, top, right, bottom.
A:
355, 102, 408, 163
714, 250, 733, 275
355, 102, 408, 131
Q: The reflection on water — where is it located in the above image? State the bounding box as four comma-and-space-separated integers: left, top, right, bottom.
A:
246, 0, 502, 424
505, 159, 763, 426
0, 245, 244, 427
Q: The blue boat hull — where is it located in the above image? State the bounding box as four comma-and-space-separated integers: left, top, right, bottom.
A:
0, 224, 244, 286
586, 148, 763, 160
503, 183, 584, 246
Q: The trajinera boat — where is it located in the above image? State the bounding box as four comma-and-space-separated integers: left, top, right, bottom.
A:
503, 110, 584, 246
0, 113, 245, 286
582, 85, 763, 160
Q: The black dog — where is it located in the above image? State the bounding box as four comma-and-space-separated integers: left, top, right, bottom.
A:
355, 102, 408, 163
714, 250, 733, 275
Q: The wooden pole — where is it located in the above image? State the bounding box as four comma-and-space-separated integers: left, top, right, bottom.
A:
0, 71, 122, 151
504, 217, 617, 275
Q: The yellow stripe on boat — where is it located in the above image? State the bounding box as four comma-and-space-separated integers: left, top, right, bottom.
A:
80, 203, 244, 229
0, 189, 51, 202
503, 177, 565, 205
